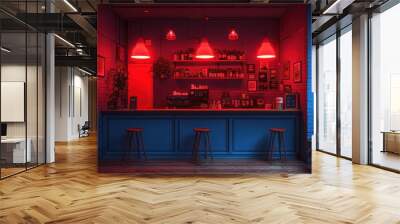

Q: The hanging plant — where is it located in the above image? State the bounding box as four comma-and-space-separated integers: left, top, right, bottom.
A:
107, 66, 128, 110
153, 57, 173, 80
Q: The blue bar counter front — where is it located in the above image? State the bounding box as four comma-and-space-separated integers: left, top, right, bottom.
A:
98, 109, 304, 161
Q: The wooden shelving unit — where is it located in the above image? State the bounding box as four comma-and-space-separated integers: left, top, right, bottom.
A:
171, 57, 247, 80
173, 77, 245, 80
173, 60, 246, 65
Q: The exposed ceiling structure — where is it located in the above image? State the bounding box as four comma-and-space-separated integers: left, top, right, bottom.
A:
0, 0, 390, 75
112, 5, 288, 19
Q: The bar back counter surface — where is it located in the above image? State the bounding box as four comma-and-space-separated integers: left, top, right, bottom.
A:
97, 4, 313, 174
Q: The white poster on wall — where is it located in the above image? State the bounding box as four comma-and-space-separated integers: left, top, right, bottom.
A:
1, 81, 25, 122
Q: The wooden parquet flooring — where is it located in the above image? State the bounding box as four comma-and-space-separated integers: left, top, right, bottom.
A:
1, 135, 400, 224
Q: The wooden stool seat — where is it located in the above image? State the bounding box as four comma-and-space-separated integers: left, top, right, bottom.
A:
193, 128, 213, 163
127, 128, 143, 132
125, 128, 147, 161
270, 128, 285, 132
194, 128, 210, 132
267, 128, 287, 161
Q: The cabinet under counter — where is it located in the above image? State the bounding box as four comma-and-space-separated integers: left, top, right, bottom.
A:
98, 109, 305, 163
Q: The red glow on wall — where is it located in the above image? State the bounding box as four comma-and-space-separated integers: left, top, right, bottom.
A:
131, 38, 151, 59
257, 38, 276, 59
166, 29, 176, 41
195, 38, 214, 59
228, 29, 239, 41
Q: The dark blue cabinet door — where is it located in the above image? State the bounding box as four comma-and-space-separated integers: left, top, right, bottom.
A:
231, 117, 297, 158
107, 117, 174, 156
178, 118, 229, 154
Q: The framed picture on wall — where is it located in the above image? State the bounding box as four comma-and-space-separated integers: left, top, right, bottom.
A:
97, 56, 105, 77
269, 68, 279, 89
293, 61, 302, 83
248, 80, 257, 92
285, 93, 299, 109
282, 61, 290, 80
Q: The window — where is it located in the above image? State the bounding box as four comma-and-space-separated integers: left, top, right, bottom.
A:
317, 36, 337, 154
316, 25, 353, 159
339, 28, 352, 158
370, 3, 400, 171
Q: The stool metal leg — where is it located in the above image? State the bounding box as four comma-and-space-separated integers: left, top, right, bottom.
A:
193, 132, 200, 163
278, 133, 282, 161
134, 132, 141, 159
203, 133, 208, 159
280, 132, 287, 161
139, 132, 147, 160
206, 132, 213, 160
266, 132, 273, 160
125, 133, 132, 161
269, 132, 276, 160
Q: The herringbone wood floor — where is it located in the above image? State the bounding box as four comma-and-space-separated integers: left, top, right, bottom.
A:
1, 136, 400, 224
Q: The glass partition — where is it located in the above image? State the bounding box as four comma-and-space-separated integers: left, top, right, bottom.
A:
1, 31, 28, 178
0, 1, 46, 179
317, 36, 337, 155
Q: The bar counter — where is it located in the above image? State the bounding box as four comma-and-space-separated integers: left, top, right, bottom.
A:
98, 109, 303, 161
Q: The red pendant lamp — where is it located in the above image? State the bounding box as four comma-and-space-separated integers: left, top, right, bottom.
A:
166, 29, 176, 41
257, 38, 276, 59
195, 38, 214, 59
130, 38, 151, 60
228, 29, 239, 41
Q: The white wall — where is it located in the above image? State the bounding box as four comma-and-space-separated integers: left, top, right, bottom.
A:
1, 64, 41, 137
55, 67, 89, 141
1, 63, 46, 164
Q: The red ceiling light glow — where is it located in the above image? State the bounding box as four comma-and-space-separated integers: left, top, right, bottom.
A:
166, 29, 176, 41
256, 38, 276, 59
130, 38, 151, 60
228, 29, 239, 41
195, 38, 214, 59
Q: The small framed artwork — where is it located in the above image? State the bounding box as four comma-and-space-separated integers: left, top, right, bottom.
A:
285, 93, 299, 109
269, 68, 279, 89
248, 80, 257, 92
97, 55, 105, 77
247, 64, 256, 74
293, 61, 302, 83
282, 61, 290, 80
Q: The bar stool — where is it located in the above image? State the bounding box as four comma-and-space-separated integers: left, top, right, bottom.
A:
125, 128, 147, 161
267, 128, 287, 161
192, 128, 213, 163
